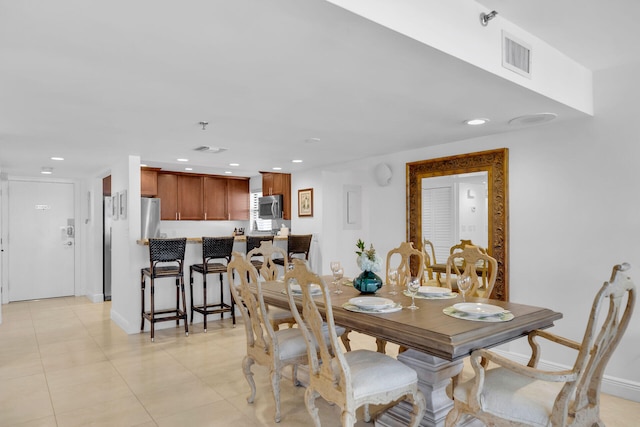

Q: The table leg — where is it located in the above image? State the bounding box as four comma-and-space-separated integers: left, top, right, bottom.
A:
375, 349, 463, 427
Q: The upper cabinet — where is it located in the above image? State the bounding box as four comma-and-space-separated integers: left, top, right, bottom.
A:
157, 172, 204, 220
157, 171, 249, 221
261, 172, 291, 220
140, 167, 159, 197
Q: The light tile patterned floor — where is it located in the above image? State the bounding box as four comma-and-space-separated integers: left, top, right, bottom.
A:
0, 297, 637, 426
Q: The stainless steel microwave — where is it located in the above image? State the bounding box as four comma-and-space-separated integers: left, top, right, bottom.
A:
258, 194, 283, 219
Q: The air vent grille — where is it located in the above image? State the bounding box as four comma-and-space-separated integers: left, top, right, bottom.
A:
502, 31, 531, 78
194, 145, 227, 154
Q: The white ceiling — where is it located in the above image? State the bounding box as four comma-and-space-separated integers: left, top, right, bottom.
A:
1, 0, 635, 180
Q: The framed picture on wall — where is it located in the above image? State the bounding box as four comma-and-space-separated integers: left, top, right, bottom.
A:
298, 188, 313, 217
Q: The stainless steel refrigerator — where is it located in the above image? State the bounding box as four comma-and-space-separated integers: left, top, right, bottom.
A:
141, 198, 161, 239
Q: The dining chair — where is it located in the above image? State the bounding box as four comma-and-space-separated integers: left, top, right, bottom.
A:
245, 235, 274, 270
386, 241, 425, 290
422, 238, 438, 281
247, 240, 295, 329
227, 252, 307, 423
445, 244, 497, 298
189, 236, 235, 332
284, 259, 427, 427
140, 238, 189, 342
446, 263, 636, 427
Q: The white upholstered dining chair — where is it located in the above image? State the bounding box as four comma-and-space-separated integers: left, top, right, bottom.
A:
285, 259, 426, 426
227, 252, 307, 423
446, 263, 636, 427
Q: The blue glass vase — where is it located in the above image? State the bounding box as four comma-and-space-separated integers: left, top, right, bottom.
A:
353, 270, 383, 294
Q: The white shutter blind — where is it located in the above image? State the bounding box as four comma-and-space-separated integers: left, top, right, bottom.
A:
422, 186, 454, 262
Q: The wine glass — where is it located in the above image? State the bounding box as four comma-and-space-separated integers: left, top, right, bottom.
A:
330, 261, 343, 294
406, 276, 421, 310
457, 275, 472, 302
388, 268, 399, 295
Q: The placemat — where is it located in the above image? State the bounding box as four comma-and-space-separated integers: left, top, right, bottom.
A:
443, 306, 514, 322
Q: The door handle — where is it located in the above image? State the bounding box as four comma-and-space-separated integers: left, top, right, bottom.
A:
65, 241, 73, 246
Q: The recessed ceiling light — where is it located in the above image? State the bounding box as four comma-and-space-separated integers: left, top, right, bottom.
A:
508, 113, 557, 126
185, 167, 193, 171
272, 167, 282, 171
177, 158, 189, 162
50, 156, 64, 161
229, 163, 240, 167
292, 159, 303, 163
305, 138, 321, 143
41, 167, 53, 175
224, 171, 232, 174
464, 118, 489, 126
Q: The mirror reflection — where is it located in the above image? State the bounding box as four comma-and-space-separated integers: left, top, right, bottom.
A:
407, 149, 509, 300
422, 172, 488, 262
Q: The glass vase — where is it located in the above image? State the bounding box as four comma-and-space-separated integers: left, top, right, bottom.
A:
353, 270, 383, 294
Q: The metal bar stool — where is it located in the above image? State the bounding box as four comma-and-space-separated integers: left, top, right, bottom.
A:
189, 236, 236, 332
140, 237, 189, 342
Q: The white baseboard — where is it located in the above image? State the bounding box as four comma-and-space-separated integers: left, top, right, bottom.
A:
493, 349, 640, 402
86, 293, 104, 303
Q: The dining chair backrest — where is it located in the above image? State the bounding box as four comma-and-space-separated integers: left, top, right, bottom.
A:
386, 242, 424, 288
285, 259, 427, 426
247, 240, 288, 280
422, 238, 437, 280
445, 245, 497, 297
284, 260, 353, 399
447, 263, 636, 427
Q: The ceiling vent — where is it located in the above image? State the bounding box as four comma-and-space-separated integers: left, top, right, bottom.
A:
194, 145, 228, 154
502, 31, 531, 78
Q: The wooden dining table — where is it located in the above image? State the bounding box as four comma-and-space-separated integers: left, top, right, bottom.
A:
259, 278, 562, 427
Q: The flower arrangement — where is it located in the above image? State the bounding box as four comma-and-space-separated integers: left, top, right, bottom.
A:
355, 239, 382, 273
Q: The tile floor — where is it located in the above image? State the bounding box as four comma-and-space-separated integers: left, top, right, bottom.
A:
0, 296, 638, 426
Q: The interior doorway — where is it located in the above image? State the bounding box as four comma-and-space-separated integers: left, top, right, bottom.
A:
8, 180, 75, 301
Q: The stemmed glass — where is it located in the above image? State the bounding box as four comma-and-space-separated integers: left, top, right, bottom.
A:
388, 268, 399, 295
457, 275, 472, 302
406, 276, 421, 310
330, 261, 344, 294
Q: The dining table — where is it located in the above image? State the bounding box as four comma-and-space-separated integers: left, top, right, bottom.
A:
259, 278, 562, 427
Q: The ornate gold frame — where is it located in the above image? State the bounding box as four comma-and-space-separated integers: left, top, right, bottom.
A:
406, 148, 509, 300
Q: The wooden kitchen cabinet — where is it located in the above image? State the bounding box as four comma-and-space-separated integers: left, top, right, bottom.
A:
140, 167, 159, 197
204, 176, 250, 220
157, 172, 204, 220
203, 176, 227, 220
260, 172, 291, 219
227, 178, 250, 220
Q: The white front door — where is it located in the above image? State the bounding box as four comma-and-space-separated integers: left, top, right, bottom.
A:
8, 180, 75, 301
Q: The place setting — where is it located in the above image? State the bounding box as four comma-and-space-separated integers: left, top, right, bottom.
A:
342, 296, 403, 314
442, 275, 513, 321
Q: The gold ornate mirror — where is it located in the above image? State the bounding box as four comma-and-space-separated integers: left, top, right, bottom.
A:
406, 148, 509, 300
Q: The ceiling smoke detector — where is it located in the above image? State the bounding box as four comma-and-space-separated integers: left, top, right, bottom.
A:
194, 145, 228, 154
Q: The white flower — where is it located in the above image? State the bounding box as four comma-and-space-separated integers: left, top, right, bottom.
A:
357, 252, 382, 273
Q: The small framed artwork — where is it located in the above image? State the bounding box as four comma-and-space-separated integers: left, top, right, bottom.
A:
111, 194, 119, 220
119, 189, 128, 219
298, 188, 313, 217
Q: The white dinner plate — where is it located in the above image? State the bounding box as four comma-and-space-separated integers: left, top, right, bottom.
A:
418, 286, 450, 295
290, 283, 322, 294
452, 303, 505, 317
348, 296, 395, 310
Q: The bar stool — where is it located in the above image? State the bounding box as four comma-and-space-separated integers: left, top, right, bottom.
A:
141, 237, 189, 342
189, 236, 236, 332
274, 234, 312, 266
